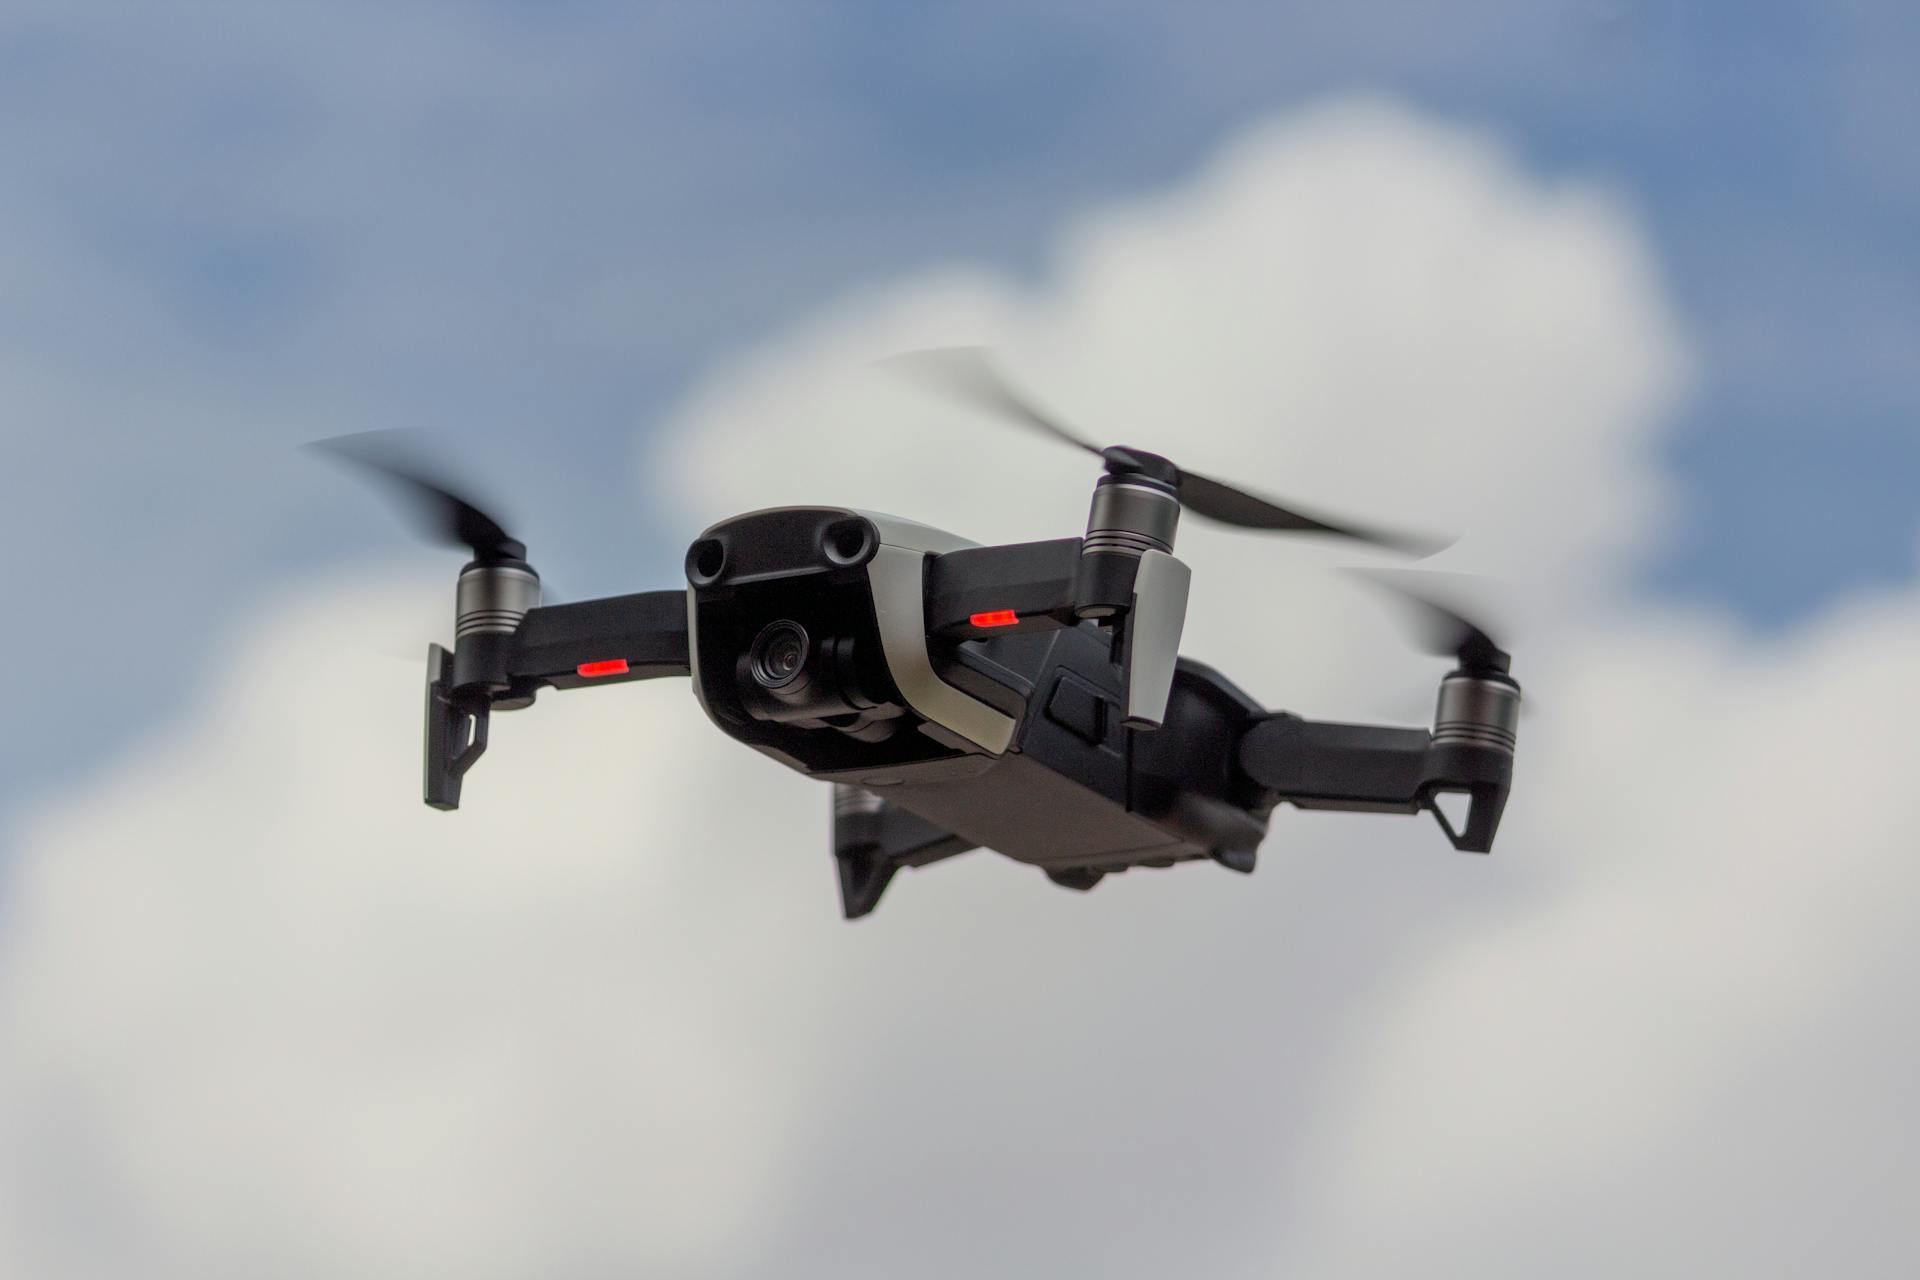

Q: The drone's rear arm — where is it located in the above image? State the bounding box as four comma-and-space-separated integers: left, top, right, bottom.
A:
1236, 695, 1517, 853
426, 589, 689, 809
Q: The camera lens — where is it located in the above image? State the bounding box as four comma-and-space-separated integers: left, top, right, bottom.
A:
749, 620, 811, 690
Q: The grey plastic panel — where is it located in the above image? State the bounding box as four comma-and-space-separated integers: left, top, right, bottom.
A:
868, 544, 1016, 755
1123, 550, 1191, 729
855, 509, 980, 556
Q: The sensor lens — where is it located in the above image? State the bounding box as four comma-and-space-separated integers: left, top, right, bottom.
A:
822, 517, 875, 566
687, 538, 727, 584
749, 620, 811, 690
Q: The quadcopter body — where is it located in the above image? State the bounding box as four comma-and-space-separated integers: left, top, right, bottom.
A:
333, 351, 1521, 919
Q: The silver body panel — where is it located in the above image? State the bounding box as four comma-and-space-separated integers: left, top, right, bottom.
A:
1122, 549, 1191, 729
858, 510, 1018, 755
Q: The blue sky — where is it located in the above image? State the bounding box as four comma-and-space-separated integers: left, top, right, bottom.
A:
2, 0, 1915, 830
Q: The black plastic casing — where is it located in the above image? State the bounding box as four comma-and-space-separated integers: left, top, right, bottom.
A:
906, 631, 1274, 876
684, 507, 1274, 878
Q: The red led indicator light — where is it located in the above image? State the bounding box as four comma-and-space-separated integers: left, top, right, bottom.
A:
577, 659, 630, 678
969, 609, 1020, 629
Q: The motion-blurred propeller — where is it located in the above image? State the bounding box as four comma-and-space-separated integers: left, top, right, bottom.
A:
306, 430, 527, 564
1350, 568, 1511, 673
885, 345, 1448, 556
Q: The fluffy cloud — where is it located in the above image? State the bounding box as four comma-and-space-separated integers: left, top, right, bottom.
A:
1279, 595, 1920, 1275
4, 99, 1915, 1277
0, 576, 844, 1276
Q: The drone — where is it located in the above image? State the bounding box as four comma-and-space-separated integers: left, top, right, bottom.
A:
316, 348, 1521, 920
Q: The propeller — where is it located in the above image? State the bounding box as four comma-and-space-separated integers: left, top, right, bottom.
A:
1349, 569, 1510, 673
306, 430, 527, 564
884, 346, 1448, 556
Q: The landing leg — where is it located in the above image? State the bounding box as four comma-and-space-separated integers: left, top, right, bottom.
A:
831, 785, 976, 919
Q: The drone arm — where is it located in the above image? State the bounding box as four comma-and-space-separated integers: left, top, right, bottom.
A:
924, 538, 1083, 638
1236, 712, 1514, 853
505, 590, 691, 688
1237, 716, 1431, 809
923, 537, 1190, 729
425, 589, 691, 810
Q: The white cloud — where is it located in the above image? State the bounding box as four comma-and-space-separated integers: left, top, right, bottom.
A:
1275, 596, 1920, 1274
0, 576, 843, 1277
659, 98, 1684, 604
4, 98, 1917, 1277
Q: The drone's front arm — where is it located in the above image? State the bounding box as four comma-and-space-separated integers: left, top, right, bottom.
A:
924, 536, 1192, 729
426, 588, 689, 809
500, 591, 692, 689
1237, 676, 1520, 853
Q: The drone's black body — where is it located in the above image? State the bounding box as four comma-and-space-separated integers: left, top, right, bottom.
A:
419, 498, 1519, 919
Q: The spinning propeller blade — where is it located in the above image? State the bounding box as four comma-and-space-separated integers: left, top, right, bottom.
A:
883, 345, 1103, 456
307, 431, 526, 563
1350, 569, 1510, 673
885, 346, 1447, 556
